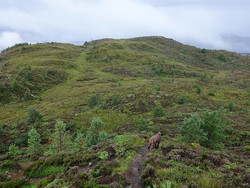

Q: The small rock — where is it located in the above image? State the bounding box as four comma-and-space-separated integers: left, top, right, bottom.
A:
70, 166, 79, 170
89, 162, 92, 166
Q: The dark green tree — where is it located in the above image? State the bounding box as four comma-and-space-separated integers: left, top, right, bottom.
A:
27, 107, 42, 123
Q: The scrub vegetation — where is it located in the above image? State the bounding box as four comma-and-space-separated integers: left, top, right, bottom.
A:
0, 37, 249, 187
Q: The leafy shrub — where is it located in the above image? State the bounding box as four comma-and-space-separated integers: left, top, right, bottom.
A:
85, 117, 107, 147
27, 107, 42, 123
179, 109, 227, 149
28, 128, 43, 156
14, 132, 29, 147
7, 144, 21, 158
153, 103, 166, 117
88, 95, 97, 107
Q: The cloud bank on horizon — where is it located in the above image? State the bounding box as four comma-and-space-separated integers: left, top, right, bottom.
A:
0, 0, 250, 52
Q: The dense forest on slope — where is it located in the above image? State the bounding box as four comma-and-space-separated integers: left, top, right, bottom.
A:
0, 37, 249, 187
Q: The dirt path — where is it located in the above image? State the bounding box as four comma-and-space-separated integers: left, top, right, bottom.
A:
11, 161, 36, 180
125, 144, 148, 188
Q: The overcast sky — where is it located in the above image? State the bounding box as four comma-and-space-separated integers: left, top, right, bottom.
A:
0, 0, 250, 52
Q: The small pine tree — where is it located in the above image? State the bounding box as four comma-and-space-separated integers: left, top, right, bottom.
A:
55, 120, 66, 151
196, 86, 201, 94
72, 132, 85, 152
180, 109, 227, 149
27, 107, 42, 123
11, 79, 19, 91
112, 96, 120, 106
28, 128, 43, 156
200, 109, 227, 149
50, 120, 72, 152
88, 95, 97, 107
85, 117, 107, 147
24, 91, 30, 101
179, 113, 207, 143
8, 144, 21, 158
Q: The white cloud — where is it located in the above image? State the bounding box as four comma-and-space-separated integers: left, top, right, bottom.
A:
0, 31, 23, 50
0, 0, 249, 52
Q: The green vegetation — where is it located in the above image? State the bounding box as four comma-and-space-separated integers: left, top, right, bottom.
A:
179, 109, 228, 149
27, 107, 42, 123
179, 113, 207, 144
7, 144, 21, 158
88, 95, 98, 107
28, 165, 65, 178
153, 102, 166, 117
0, 36, 249, 187
85, 117, 107, 147
28, 127, 43, 156
49, 120, 71, 152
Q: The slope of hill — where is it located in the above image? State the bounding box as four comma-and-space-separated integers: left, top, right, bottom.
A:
0, 37, 249, 187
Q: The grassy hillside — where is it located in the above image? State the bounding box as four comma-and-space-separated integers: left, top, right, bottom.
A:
0, 37, 249, 187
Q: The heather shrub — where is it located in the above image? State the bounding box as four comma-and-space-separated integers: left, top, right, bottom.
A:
153, 101, 166, 117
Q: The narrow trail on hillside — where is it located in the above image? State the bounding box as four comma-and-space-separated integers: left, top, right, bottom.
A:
125, 143, 148, 188
11, 161, 36, 180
